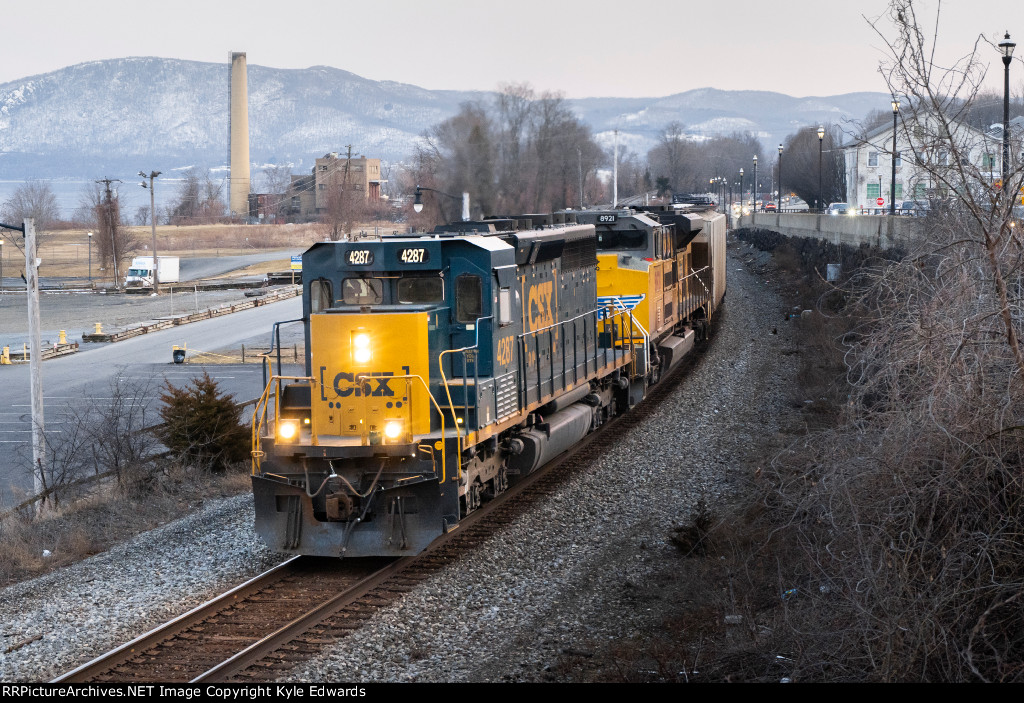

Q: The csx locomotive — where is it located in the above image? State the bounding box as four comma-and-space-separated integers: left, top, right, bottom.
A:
251, 207, 726, 557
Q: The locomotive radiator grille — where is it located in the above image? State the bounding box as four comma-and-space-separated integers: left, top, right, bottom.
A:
495, 371, 519, 419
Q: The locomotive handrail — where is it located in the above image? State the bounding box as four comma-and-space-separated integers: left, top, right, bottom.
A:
604, 299, 650, 377
356, 372, 450, 483
251, 374, 317, 474
515, 306, 647, 409
437, 347, 471, 479
679, 265, 712, 315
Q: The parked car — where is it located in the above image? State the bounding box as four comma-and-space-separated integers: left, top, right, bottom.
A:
899, 200, 929, 216
827, 202, 851, 215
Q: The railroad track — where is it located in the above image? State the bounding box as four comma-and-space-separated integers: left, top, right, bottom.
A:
53, 313, 720, 683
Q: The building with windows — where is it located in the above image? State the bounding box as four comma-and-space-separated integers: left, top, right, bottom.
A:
842, 116, 1001, 211
287, 153, 385, 220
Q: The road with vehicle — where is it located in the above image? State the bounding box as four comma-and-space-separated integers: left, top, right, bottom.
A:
0, 295, 303, 506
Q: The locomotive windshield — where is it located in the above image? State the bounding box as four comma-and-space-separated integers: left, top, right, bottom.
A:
596, 230, 647, 250
397, 275, 444, 304
342, 278, 383, 305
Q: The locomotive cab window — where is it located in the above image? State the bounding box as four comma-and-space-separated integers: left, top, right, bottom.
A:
456, 274, 483, 323
310, 278, 333, 313
596, 230, 647, 251
342, 278, 383, 305
398, 275, 443, 304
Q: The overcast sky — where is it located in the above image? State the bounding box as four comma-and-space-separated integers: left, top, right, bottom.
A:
3, 0, 1021, 98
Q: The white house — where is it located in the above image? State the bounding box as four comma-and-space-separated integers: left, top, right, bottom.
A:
842, 114, 1002, 211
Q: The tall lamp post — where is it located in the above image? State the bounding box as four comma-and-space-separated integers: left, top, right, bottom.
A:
413, 185, 470, 221
0, 238, 3, 290
87, 232, 93, 283
752, 155, 758, 211
777, 144, 783, 211
139, 171, 161, 293
817, 125, 825, 212
999, 32, 1015, 191
739, 167, 744, 218
890, 98, 899, 216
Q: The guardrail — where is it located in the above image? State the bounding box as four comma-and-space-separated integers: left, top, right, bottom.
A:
82, 286, 300, 343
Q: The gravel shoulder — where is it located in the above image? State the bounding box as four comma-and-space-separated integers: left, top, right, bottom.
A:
0, 239, 802, 682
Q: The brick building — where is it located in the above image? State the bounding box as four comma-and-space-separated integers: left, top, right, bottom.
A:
287, 153, 385, 220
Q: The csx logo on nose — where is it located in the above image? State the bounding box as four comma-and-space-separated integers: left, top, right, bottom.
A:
333, 371, 394, 397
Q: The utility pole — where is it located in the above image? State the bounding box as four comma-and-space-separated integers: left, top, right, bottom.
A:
96, 178, 122, 288
140, 171, 162, 293
24, 219, 45, 505
613, 129, 619, 207
577, 146, 583, 209
343, 145, 353, 240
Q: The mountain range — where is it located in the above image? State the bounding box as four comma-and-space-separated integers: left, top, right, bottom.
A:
0, 57, 889, 183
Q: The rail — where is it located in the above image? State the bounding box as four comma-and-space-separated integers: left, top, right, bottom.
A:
516, 305, 644, 410
680, 265, 712, 315
356, 372, 450, 482
252, 372, 451, 481
251, 374, 316, 474
438, 315, 494, 439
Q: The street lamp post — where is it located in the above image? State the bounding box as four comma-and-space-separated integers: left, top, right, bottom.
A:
999, 32, 1016, 190
752, 155, 758, 212
817, 125, 825, 212
891, 99, 900, 216
777, 144, 783, 212
0, 238, 3, 290
139, 171, 161, 293
413, 185, 470, 221
739, 168, 744, 219
87, 232, 93, 283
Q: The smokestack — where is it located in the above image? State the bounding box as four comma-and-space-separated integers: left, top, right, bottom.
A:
229, 52, 250, 217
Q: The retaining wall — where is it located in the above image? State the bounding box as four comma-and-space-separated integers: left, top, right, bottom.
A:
736, 212, 924, 250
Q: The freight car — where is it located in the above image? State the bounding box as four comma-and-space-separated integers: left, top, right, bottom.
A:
251, 208, 726, 557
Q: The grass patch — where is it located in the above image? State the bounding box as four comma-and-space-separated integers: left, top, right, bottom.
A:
0, 463, 251, 587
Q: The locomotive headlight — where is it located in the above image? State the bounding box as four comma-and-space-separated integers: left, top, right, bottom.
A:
352, 331, 372, 364
384, 420, 403, 441
278, 420, 299, 441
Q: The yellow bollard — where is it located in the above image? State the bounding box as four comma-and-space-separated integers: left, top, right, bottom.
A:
94, 322, 102, 334
0, 346, 9, 365
58, 330, 67, 345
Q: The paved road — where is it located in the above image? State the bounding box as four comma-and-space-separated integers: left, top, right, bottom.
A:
0, 250, 302, 290
178, 250, 302, 281
0, 296, 304, 506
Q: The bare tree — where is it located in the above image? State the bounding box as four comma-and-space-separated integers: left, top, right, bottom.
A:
22, 377, 158, 508
260, 164, 293, 221
762, 1, 1024, 681
89, 180, 138, 276
781, 124, 847, 207
648, 129, 761, 196
1, 181, 59, 242
412, 84, 606, 223
169, 168, 226, 224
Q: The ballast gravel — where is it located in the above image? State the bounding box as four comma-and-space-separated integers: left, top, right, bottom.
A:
0, 240, 801, 682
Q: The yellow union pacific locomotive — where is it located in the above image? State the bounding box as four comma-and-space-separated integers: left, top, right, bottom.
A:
251, 208, 726, 557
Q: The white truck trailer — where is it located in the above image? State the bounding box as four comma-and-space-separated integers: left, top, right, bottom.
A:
125, 256, 180, 287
